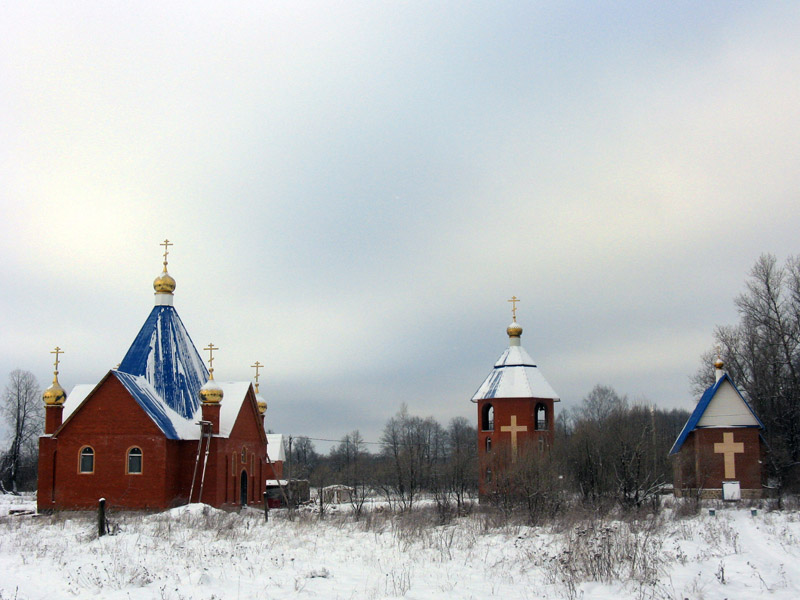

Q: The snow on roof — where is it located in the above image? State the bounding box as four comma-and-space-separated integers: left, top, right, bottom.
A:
61, 376, 254, 441
117, 305, 208, 420
669, 373, 763, 455
114, 371, 200, 439
216, 381, 253, 438
266, 434, 285, 462
471, 342, 559, 401
62, 384, 95, 420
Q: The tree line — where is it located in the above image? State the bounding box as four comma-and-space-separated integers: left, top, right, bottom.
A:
3, 254, 796, 504
284, 390, 689, 519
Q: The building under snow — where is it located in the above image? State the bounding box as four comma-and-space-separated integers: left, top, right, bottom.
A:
471, 299, 560, 496
670, 357, 765, 500
38, 243, 278, 511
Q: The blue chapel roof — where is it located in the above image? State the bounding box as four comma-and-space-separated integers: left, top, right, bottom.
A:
117, 305, 208, 420
669, 373, 764, 455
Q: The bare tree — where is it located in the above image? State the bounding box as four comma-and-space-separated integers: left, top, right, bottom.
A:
694, 254, 800, 493
379, 405, 446, 510
1, 370, 43, 493
443, 417, 477, 514
330, 430, 371, 518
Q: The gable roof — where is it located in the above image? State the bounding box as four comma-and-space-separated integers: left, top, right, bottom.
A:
471, 342, 559, 402
117, 305, 208, 420
266, 434, 286, 462
60, 374, 258, 441
669, 373, 764, 455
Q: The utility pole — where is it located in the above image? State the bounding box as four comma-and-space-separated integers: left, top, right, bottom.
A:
287, 435, 293, 505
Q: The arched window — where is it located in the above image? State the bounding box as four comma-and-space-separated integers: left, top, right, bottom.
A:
79, 446, 94, 473
535, 403, 547, 431
127, 447, 143, 474
481, 404, 494, 431
485, 467, 492, 483
485, 437, 492, 452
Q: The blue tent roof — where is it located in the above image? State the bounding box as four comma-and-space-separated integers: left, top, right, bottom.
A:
117, 305, 208, 420
113, 371, 182, 439
669, 373, 764, 455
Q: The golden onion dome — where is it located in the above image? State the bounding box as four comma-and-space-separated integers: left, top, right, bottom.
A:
714, 357, 724, 370
257, 396, 267, 415
153, 269, 176, 294
507, 321, 523, 338
199, 379, 223, 404
43, 379, 66, 406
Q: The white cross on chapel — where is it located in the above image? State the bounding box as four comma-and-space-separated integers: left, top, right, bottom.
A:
501, 415, 528, 461
714, 431, 744, 479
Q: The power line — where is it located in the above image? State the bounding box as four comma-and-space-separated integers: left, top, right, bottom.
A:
289, 435, 387, 446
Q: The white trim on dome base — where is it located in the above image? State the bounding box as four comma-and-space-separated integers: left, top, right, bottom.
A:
154, 293, 174, 306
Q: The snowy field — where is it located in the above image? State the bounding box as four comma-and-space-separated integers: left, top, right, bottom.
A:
1, 495, 800, 599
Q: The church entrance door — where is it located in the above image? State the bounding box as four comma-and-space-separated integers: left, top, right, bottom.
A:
240, 471, 248, 506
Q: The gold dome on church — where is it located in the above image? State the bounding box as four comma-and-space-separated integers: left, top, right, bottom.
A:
154, 269, 176, 294
154, 239, 176, 294
199, 378, 223, 404
257, 398, 267, 414
43, 347, 67, 405
714, 357, 724, 370
507, 321, 523, 338
43, 378, 66, 406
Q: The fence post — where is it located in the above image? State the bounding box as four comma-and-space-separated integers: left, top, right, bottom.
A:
98, 498, 106, 537
263, 491, 269, 522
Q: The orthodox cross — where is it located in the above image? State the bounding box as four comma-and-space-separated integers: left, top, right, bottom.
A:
251, 360, 263, 393
51, 346, 63, 373
160, 239, 173, 269
508, 295, 520, 322
501, 415, 528, 461
204, 343, 219, 379
714, 432, 744, 479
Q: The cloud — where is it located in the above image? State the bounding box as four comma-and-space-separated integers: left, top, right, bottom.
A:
2, 2, 800, 448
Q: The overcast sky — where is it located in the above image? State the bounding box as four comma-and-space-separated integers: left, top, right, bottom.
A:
2, 2, 799, 450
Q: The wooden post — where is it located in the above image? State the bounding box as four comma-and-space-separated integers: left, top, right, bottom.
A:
98, 498, 106, 537
263, 491, 269, 522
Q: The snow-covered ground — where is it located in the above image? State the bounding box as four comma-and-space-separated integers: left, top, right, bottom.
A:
1, 495, 799, 599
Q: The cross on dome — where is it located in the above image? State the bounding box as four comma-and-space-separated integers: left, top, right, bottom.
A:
153, 240, 177, 297
508, 295, 520, 322
51, 346, 63, 374
160, 239, 173, 269
204, 343, 219, 379
251, 360, 263, 393
43, 346, 67, 406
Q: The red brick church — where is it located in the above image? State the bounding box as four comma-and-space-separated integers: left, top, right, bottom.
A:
670, 356, 765, 499
471, 298, 560, 496
38, 242, 277, 511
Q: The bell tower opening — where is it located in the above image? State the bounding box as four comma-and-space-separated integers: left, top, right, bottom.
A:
482, 404, 494, 431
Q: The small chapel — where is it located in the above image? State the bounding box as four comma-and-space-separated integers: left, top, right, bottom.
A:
471, 298, 560, 496
37, 242, 277, 511
670, 356, 765, 500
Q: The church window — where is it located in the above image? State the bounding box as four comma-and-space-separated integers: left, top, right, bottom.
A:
485, 437, 492, 452
79, 446, 94, 473
485, 467, 492, 483
127, 447, 143, 474
241, 447, 247, 463
535, 404, 547, 430
482, 404, 494, 431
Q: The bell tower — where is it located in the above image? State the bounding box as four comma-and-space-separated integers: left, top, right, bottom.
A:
471, 297, 560, 495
